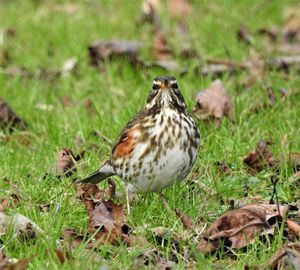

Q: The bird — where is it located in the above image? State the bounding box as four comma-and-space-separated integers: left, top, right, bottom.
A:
77, 76, 200, 210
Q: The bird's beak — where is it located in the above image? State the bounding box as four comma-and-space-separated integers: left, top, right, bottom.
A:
159, 81, 171, 90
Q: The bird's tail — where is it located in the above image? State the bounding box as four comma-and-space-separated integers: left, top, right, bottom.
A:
75, 162, 115, 184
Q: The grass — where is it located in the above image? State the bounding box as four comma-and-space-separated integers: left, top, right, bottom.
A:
1, 0, 300, 269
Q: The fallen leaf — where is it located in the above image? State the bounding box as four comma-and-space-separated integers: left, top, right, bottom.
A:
54, 148, 84, 177
0, 212, 44, 239
262, 243, 300, 269
197, 204, 287, 254
287, 219, 300, 240
175, 208, 194, 230
0, 249, 32, 270
88, 40, 142, 69
79, 182, 131, 246
243, 140, 279, 173
143, 59, 187, 73
193, 79, 232, 122
152, 29, 173, 60
0, 97, 27, 132
0, 193, 21, 212
266, 55, 300, 72
168, 0, 192, 22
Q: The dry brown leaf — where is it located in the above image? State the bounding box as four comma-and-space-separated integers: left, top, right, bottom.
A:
0, 249, 32, 270
153, 30, 173, 60
168, 0, 192, 22
0, 193, 21, 212
287, 220, 300, 240
243, 140, 279, 174
54, 148, 84, 177
0, 97, 27, 132
193, 79, 232, 122
266, 55, 300, 72
197, 204, 287, 254
175, 208, 194, 230
262, 243, 300, 269
0, 213, 44, 239
80, 182, 131, 246
88, 40, 142, 69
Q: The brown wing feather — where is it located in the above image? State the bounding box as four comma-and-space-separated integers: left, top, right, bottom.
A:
111, 110, 147, 159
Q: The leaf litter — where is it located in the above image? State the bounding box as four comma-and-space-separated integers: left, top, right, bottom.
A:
2, 1, 300, 269
193, 79, 233, 125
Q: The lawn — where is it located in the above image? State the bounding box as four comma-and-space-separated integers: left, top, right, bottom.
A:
1, 0, 300, 269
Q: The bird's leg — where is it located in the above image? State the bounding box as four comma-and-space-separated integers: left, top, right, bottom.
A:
159, 192, 173, 215
126, 188, 131, 215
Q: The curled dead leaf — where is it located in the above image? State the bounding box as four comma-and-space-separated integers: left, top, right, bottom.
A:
0, 97, 27, 132
197, 204, 287, 254
287, 219, 300, 240
54, 148, 84, 177
243, 140, 279, 174
193, 79, 232, 122
153, 29, 173, 60
175, 208, 194, 230
0, 212, 44, 239
262, 243, 300, 269
79, 182, 131, 246
88, 40, 142, 69
0, 193, 21, 212
0, 249, 32, 270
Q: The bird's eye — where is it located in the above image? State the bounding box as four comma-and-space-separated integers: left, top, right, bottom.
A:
152, 84, 160, 90
171, 83, 178, 89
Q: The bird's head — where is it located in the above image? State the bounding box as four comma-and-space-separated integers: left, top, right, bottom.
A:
146, 76, 187, 112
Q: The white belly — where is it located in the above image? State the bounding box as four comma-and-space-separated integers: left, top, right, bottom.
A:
122, 109, 199, 193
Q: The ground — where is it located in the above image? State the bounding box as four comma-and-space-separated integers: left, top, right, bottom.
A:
0, 0, 300, 269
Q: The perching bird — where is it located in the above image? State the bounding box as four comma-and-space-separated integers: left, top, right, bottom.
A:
77, 76, 200, 209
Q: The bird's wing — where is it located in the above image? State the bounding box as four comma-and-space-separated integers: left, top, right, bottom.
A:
111, 110, 148, 159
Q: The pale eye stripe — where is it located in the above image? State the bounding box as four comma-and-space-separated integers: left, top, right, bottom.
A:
169, 79, 177, 85
153, 80, 161, 86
